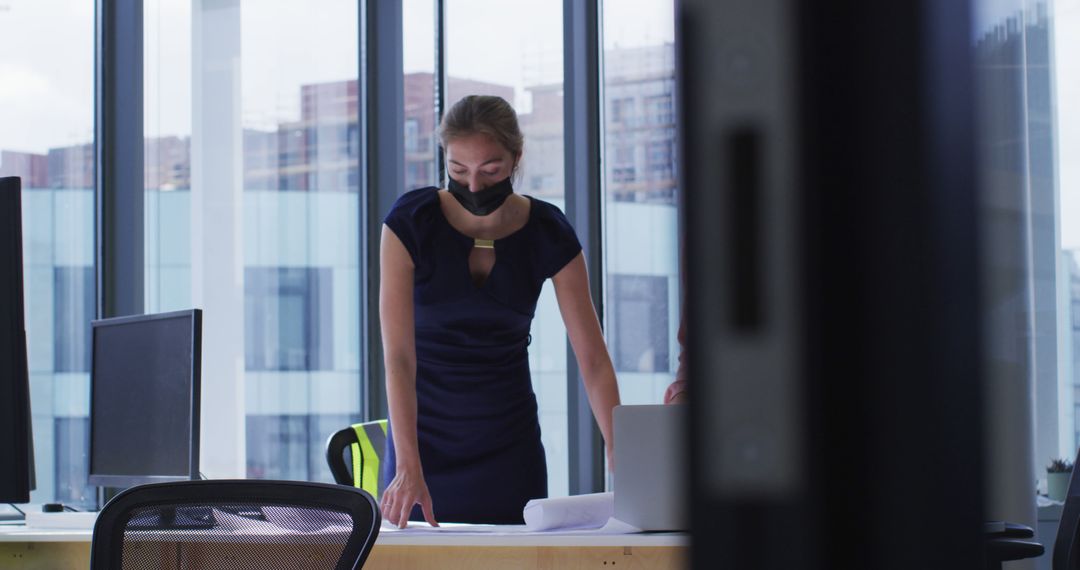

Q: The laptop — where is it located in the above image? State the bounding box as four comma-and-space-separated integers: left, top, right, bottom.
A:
613, 404, 687, 531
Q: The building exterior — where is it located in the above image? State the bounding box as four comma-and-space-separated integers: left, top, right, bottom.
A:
0, 150, 48, 188
603, 43, 677, 205
46, 143, 94, 190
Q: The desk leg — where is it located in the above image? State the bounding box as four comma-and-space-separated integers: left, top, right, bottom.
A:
0, 542, 92, 569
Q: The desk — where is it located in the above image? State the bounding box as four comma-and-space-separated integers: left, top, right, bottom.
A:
0, 528, 92, 569
0, 526, 688, 569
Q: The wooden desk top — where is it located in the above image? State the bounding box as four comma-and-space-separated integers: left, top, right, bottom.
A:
1, 525, 688, 570
0, 523, 688, 547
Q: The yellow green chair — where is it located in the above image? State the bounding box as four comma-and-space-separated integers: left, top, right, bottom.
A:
326, 420, 387, 500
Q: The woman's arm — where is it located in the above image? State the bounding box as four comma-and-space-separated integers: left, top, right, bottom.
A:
552, 252, 622, 469
379, 224, 437, 528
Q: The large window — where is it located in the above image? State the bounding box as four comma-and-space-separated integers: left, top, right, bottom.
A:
5, 0, 681, 504
1056, 2, 1080, 454
0, 0, 95, 509
601, 0, 679, 406
974, 0, 1080, 495
143, 0, 362, 481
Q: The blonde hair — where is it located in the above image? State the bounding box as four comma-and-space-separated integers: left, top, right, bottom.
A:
438, 95, 524, 163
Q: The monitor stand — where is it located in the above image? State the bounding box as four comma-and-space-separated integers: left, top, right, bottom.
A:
0, 505, 26, 524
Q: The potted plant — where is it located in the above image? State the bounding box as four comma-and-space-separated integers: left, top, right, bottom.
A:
1048, 458, 1074, 502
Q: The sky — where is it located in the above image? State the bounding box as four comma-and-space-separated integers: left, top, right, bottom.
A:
0, 0, 673, 154
0, 0, 94, 154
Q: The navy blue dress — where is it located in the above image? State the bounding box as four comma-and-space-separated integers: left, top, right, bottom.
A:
381, 186, 582, 524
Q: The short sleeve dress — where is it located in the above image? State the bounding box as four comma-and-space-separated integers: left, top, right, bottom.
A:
381, 186, 582, 524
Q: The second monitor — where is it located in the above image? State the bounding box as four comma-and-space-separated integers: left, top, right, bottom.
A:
89, 309, 203, 489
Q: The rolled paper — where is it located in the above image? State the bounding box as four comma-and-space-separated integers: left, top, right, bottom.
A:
522, 492, 614, 531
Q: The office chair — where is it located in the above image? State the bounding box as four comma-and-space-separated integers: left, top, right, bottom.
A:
90, 479, 380, 570
984, 519, 1043, 569
327, 420, 388, 500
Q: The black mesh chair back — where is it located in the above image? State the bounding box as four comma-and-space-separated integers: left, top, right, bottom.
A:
90, 480, 380, 570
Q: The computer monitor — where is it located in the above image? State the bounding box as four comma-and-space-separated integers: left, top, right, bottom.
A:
0, 176, 36, 504
88, 309, 202, 488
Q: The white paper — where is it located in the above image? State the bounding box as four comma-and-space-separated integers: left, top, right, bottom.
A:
522, 492, 614, 531
380, 521, 526, 533
378, 518, 642, 536
376, 493, 646, 536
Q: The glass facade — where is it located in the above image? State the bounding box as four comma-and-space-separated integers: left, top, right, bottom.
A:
601, 1, 680, 406
0, 0, 96, 509
1055, 2, 1080, 453
16, 0, 1080, 543
1, 0, 682, 504
974, 0, 1080, 491
404, 0, 438, 190
143, 0, 363, 482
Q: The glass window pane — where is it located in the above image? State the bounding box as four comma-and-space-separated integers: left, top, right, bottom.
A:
53, 267, 94, 374
601, 0, 678, 406
1059, 1, 1080, 274
244, 267, 333, 372
445, 0, 568, 497
53, 417, 91, 506
0, 0, 95, 509
144, 0, 361, 482
1050, 2, 1080, 461
974, 0, 1075, 480
610, 275, 669, 373
404, 0, 438, 191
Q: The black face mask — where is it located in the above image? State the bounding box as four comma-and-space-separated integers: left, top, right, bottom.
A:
447, 174, 514, 216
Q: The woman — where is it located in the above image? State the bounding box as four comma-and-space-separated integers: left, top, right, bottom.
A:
379, 95, 621, 527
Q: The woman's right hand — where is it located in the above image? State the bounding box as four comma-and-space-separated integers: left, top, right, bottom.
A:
380, 465, 439, 528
